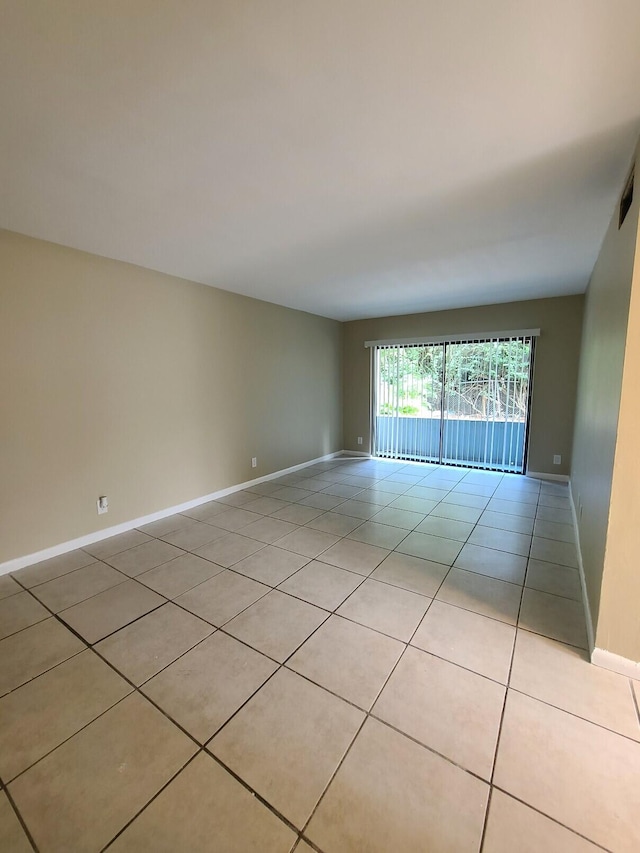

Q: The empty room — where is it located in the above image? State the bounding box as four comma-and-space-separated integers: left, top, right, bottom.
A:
1, 2, 640, 851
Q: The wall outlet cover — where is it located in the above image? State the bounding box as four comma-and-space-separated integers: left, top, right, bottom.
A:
553, 454, 562, 465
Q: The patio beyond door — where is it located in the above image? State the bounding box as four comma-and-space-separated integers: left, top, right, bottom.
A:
372, 335, 535, 473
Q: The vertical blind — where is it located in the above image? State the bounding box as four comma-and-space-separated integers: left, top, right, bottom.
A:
371, 333, 536, 473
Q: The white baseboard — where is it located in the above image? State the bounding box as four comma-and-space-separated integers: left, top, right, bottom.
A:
568, 480, 640, 674
591, 648, 640, 679
568, 480, 595, 655
0, 450, 346, 577
341, 450, 371, 457
526, 471, 569, 482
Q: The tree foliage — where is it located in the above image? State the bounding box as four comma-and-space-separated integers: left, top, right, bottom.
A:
377, 340, 531, 420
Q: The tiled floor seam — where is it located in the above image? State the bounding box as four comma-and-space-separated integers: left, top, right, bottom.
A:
1, 784, 39, 853
489, 785, 613, 853
478, 484, 538, 852
98, 750, 205, 851
629, 679, 640, 727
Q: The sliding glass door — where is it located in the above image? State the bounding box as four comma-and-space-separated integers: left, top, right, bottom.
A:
373, 335, 535, 472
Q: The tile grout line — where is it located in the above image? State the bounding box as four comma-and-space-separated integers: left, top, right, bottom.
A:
4, 460, 592, 850
477, 475, 538, 853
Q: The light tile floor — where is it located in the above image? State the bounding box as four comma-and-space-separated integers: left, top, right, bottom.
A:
1, 457, 639, 852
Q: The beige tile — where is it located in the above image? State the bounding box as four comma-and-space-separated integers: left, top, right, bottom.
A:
241, 495, 292, 516
0, 574, 21, 600
0, 591, 49, 640
454, 543, 527, 584
210, 507, 263, 531
96, 603, 213, 685
276, 527, 340, 558
494, 690, 640, 852
374, 647, 504, 778
320, 483, 366, 499
240, 516, 298, 544
175, 570, 268, 626
414, 515, 474, 541
136, 552, 225, 598
519, 588, 587, 648
318, 538, 390, 576
493, 486, 538, 505
306, 717, 488, 853
30, 561, 123, 612
306, 511, 363, 536
537, 493, 570, 509
453, 481, 497, 497
487, 498, 536, 518
181, 500, 230, 521
108, 752, 295, 852
272, 486, 316, 503
337, 578, 430, 641
352, 489, 396, 506
225, 590, 328, 662
390, 495, 438, 514
271, 503, 324, 524
0, 618, 84, 696
0, 792, 32, 853
9, 693, 196, 853
137, 513, 193, 537
300, 492, 348, 510
479, 510, 534, 534
535, 504, 573, 524
370, 552, 448, 597
0, 649, 131, 781
330, 499, 379, 519
442, 491, 489, 509
143, 632, 277, 743
210, 668, 364, 828
406, 485, 450, 501
243, 481, 283, 497
84, 529, 153, 560
59, 580, 165, 644
216, 490, 261, 507
483, 789, 600, 853
530, 536, 578, 568
279, 561, 363, 610
105, 539, 184, 577
533, 518, 575, 543
11, 549, 95, 588
288, 615, 404, 709
436, 568, 522, 625
510, 630, 639, 739
396, 531, 463, 565
412, 600, 515, 683
159, 519, 228, 550
195, 532, 265, 567
369, 506, 426, 530
347, 521, 408, 549
231, 545, 309, 586
430, 501, 483, 523
525, 558, 581, 600
467, 525, 531, 557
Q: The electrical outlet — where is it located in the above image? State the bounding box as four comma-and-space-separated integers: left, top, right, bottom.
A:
553, 454, 561, 465
357, 436, 363, 445
251, 457, 257, 468
97, 495, 109, 515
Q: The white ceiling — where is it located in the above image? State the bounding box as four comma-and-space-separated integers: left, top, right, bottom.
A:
2, 1, 640, 321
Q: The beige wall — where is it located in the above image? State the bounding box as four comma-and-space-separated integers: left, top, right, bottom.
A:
342, 296, 583, 475
570, 145, 639, 657
571, 139, 640, 660
601, 217, 640, 661
0, 231, 343, 563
